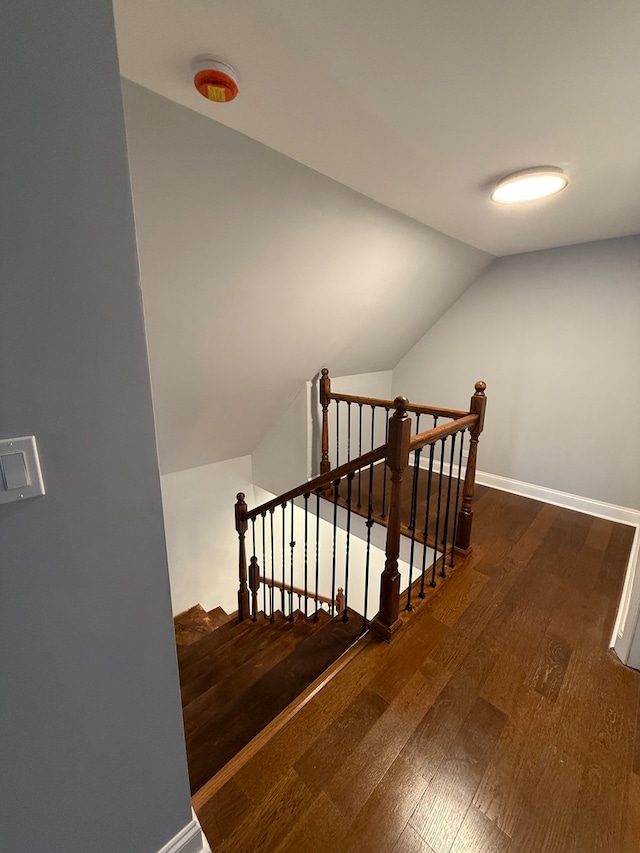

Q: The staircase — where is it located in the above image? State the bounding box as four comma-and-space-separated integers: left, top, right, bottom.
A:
173, 373, 488, 800
174, 604, 364, 794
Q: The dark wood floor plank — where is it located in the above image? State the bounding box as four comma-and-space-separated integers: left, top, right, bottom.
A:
472, 680, 544, 833
426, 566, 489, 628
368, 612, 450, 703
391, 824, 436, 853
193, 777, 250, 850
272, 791, 345, 853
339, 755, 429, 853
327, 667, 433, 820
507, 744, 582, 853
401, 638, 498, 784
213, 768, 313, 853
234, 697, 333, 808
449, 804, 512, 853
530, 632, 573, 702
294, 687, 389, 795
564, 658, 638, 853
409, 697, 506, 852
622, 772, 640, 853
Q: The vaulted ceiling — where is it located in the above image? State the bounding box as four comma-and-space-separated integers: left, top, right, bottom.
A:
114, 0, 640, 257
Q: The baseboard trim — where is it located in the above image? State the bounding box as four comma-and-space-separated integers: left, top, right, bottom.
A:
157, 812, 211, 853
475, 469, 640, 663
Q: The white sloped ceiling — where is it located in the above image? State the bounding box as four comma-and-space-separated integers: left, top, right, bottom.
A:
122, 81, 493, 474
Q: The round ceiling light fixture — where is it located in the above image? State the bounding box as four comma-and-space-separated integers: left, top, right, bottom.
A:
193, 56, 239, 103
491, 166, 568, 204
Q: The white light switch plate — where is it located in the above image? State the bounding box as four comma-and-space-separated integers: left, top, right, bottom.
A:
0, 436, 46, 504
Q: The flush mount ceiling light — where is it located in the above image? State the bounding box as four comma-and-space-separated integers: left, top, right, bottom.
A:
491, 166, 568, 204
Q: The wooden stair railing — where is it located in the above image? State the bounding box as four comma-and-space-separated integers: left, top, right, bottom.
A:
236, 378, 487, 642
320, 369, 487, 552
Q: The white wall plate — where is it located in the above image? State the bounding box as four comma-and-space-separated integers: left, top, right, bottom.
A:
0, 435, 46, 504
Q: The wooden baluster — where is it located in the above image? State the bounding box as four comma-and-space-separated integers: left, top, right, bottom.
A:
320, 367, 331, 477
455, 381, 487, 553
336, 587, 345, 616
235, 492, 251, 622
249, 555, 260, 621
371, 396, 411, 642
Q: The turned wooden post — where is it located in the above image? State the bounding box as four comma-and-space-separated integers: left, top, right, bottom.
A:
455, 381, 487, 553
336, 587, 345, 616
320, 368, 331, 477
249, 556, 260, 621
371, 396, 411, 642
235, 492, 251, 622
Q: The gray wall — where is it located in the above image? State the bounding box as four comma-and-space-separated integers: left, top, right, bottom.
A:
121, 80, 493, 475
393, 236, 640, 509
0, 3, 192, 851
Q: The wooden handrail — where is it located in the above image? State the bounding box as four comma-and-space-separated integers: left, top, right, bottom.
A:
246, 443, 388, 521
408, 413, 478, 451
259, 576, 342, 610
327, 390, 468, 421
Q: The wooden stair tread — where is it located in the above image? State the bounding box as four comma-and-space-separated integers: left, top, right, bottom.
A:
178, 612, 296, 691
185, 609, 364, 792
180, 611, 324, 707
174, 621, 210, 648
183, 620, 313, 734
180, 616, 300, 707
175, 603, 217, 631
177, 617, 255, 674
206, 605, 233, 629
174, 603, 219, 647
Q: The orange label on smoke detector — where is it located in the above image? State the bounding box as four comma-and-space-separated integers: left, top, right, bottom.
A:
207, 84, 227, 102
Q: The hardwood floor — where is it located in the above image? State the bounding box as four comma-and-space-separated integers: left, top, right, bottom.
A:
194, 487, 640, 852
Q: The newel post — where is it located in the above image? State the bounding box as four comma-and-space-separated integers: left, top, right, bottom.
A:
455, 381, 487, 553
371, 396, 411, 643
320, 368, 331, 477
235, 492, 251, 622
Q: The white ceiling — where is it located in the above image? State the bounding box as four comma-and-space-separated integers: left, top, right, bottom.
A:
114, 0, 640, 257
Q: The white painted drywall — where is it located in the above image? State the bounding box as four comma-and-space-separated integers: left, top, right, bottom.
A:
161, 456, 255, 616
252, 385, 311, 497
331, 370, 394, 399
0, 3, 194, 851
120, 80, 493, 475
252, 370, 394, 496
393, 236, 640, 510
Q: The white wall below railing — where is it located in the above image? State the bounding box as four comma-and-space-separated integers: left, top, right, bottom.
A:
161, 456, 255, 615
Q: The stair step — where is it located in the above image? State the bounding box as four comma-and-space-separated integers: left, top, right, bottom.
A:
174, 622, 210, 648
183, 620, 311, 734
185, 609, 364, 793
206, 605, 232, 628
177, 617, 256, 680
180, 616, 297, 707
174, 604, 219, 647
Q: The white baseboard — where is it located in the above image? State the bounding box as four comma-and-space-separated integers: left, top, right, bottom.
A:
157, 812, 211, 853
473, 469, 640, 664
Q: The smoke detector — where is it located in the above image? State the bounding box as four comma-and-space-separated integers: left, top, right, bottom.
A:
193, 57, 239, 103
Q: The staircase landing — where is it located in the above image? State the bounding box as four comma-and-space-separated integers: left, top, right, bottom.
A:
175, 606, 365, 793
